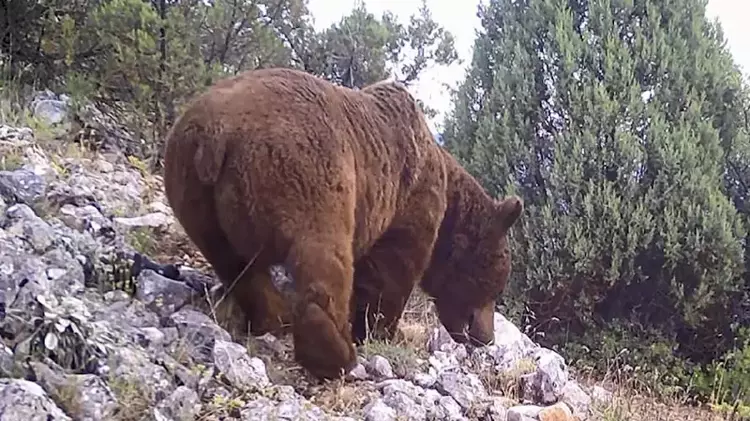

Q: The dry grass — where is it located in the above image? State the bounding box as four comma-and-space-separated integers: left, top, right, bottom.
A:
480, 356, 537, 400
197, 393, 246, 420
572, 360, 740, 421
305, 379, 380, 415
0, 142, 26, 171
355, 290, 436, 377
46, 378, 86, 419
107, 377, 153, 421
588, 388, 728, 421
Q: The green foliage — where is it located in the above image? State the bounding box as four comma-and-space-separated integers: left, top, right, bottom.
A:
1, 0, 458, 167
443, 0, 750, 408
691, 327, 750, 413
560, 321, 696, 399
304, 0, 457, 89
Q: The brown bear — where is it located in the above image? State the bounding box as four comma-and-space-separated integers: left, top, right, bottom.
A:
162, 67, 523, 380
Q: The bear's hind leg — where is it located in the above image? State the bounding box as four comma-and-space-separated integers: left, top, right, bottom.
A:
233, 266, 293, 336
174, 196, 288, 338
209, 257, 292, 338
285, 237, 357, 380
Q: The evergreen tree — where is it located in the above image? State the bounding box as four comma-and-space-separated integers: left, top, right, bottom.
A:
443, 0, 749, 377
1, 0, 458, 164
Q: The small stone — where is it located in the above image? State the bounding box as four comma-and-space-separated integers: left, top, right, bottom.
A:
364, 399, 397, 421
147, 201, 171, 214
437, 396, 464, 419
520, 348, 569, 404
113, 212, 171, 229
58, 204, 110, 234
347, 363, 369, 380
166, 308, 232, 364
437, 369, 488, 409
239, 395, 335, 420
429, 350, 461, 372
561, 381, 591, 419
254, 332, 288, 356
484, 397, 511, 421
32, 95, 68, 125
0, 125, 33, 144
213, 339, 270, 391
153, 386, 201, 421
0, 345, 16, 376
103, 290, 131, 302
381, 387, 426, 420
108, 347, 173, 400
65, 374, 119, 420
135, 269, 195, 317
137, 327, 166, 348
5, 204, 53, 253
0, 168, 46, 206
590, 385, 613, 404
45, 267, 67, 280
538, 402, 575, 421
0, 378, 72, 420
95, 160, 115, 173
368, 355, 395, 379
507, 405, 543, 421
412, 371, 437, 388
428, 325, 455, 352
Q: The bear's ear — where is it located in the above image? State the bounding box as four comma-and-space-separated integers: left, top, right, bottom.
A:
493, 195, 524, 233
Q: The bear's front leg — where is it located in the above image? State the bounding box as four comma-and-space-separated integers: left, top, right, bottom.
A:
286, 239, 357, 380
352, 193, 445, 345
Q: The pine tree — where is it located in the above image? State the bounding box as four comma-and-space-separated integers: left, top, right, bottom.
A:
443, 0, 748, 375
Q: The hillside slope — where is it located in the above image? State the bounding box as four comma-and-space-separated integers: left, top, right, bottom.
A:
0, 113, 697, 421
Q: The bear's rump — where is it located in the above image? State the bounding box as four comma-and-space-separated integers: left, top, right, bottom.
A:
213, 131, 360, 261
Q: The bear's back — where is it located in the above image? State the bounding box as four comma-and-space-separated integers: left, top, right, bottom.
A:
170, 67, 445, 258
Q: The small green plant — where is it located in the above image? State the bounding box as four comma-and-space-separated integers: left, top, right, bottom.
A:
196, 391, 247, 419
597, 402, 630, 421
559, 322, 696, 400
358, 338, 422, 378
479, 357, 536, 399
48, 378, 85, 419
127, 155, 149, 177
19, 294, 101, 373
126, 227, 157, 255
211, 394, 245, 411
0, 150, 24, 171
692, 327, 750, 419
108, 377, 152, 421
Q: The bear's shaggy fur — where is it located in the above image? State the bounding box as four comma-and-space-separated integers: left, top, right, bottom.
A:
162, 68, 523, 380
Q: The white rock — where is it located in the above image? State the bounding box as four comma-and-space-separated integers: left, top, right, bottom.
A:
212, 339, 270, 390
507, 405, 543, 421
561, 380, 592, 418
113, 212, 171, 229
368, 355, 395, 379
521, 347, 569, 404
364, 399, 397, 421
591, 385, 614, 404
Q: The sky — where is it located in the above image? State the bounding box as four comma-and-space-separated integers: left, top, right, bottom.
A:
306, 0, 750, 134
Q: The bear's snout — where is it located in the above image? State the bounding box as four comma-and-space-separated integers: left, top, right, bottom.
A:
466, 304, 495, 346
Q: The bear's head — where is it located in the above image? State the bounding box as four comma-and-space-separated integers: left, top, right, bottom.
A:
424, 194, 524, 347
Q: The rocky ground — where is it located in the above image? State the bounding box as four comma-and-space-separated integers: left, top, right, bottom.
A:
0, 98, 615, 420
